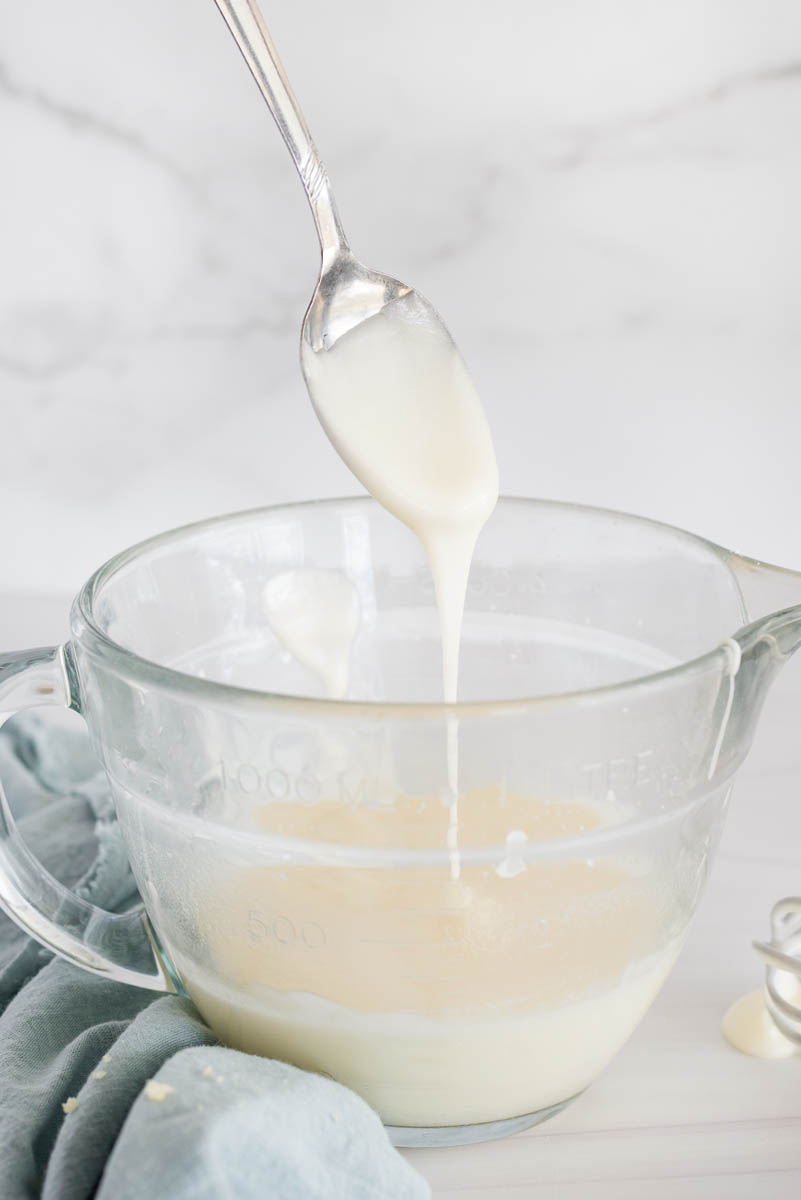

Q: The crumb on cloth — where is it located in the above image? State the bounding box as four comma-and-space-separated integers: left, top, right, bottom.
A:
62, 1097, 78, 1115
144, 1080, 175, 1102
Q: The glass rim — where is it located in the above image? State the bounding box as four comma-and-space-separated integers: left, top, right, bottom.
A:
71, 494, 780, 719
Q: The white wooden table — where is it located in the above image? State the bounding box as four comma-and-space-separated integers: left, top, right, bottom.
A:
2, 592, 800, 1198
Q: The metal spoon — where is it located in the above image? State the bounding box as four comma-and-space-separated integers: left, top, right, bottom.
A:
212, 0, 415, 354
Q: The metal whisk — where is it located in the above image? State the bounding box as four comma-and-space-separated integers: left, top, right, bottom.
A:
753, 896, 801, 1044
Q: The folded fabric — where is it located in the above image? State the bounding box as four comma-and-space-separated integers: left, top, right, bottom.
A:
0, 714, 429, 1200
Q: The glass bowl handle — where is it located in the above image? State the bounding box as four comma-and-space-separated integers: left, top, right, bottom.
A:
0, 644, 176, 993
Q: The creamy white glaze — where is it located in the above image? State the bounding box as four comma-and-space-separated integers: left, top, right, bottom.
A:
176, 786, 679, 1128
263, 568, 360, 700
722, 981, 801, 1059
181, 939, 680, 1128
302, 291, 499, 872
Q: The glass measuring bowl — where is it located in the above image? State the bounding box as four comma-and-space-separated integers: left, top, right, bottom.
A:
2, 497, 801, 1147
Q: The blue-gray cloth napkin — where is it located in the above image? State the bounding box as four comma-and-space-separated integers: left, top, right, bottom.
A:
0, 714, 429, 1200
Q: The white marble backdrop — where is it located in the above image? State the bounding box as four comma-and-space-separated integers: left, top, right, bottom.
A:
1, 1, 801, 595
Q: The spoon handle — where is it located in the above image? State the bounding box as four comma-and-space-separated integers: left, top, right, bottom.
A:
212, 0, 348, 262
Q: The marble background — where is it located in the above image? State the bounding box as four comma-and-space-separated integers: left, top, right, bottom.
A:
2, 1, 801, 596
